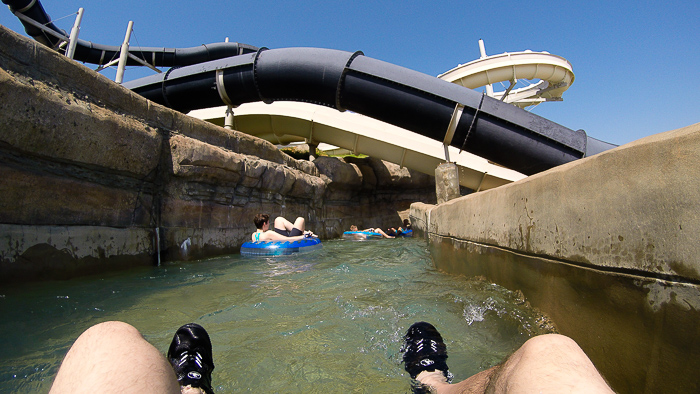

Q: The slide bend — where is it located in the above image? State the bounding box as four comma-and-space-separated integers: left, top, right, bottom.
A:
2, 0, 259, 67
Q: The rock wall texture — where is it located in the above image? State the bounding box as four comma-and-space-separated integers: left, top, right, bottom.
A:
410, 122, 700, 393
0, 26, 435, 282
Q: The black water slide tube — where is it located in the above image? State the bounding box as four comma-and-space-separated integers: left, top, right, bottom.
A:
2, 0, 259, 67
6, 0, 616, 175
124, 48, 616, 175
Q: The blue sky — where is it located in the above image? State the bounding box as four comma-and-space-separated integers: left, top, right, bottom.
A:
2, 0, 698, 146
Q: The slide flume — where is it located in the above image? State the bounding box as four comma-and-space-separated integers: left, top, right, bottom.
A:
190, 102, 527, 191
439, 50, 575, 108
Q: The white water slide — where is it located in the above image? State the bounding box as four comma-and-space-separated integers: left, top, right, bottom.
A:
191, 102, 527, 191
190, 42, 575, 191
439, 41, 575, 108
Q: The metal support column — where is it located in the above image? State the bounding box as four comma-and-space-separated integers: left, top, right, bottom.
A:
65, 8, 84, 59
224, 106, 235, 129
115, 21, 133, 84
436, 102, 464, 204
478, 39, 495, 98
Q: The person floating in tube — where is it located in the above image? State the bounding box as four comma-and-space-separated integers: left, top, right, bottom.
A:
349, 225, 395, 239
252, 213, 315, 242
387, 219, 412, 237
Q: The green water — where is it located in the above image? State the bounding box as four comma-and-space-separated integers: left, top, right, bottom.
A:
0, 238, 554, 393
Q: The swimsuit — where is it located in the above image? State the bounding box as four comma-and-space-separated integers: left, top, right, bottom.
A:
274, 227, 303, 237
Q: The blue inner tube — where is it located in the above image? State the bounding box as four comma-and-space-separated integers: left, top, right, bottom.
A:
240, 237, 322, 256
399, 229, 413, 237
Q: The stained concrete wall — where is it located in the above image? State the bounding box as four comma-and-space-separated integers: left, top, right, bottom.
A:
0, 25, 436, 282
410, 122, 700, 393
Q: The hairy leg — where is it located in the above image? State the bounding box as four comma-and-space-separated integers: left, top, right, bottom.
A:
50, 321, 181, 394
417, 367, 497, 394
486, 334, 613, 393
417, 334, 612, 394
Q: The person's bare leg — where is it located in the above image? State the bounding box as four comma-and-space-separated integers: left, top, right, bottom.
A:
50, 321, 181, 394
485, 334, 613, 393
180, 386, 207, 393
274, 216, 305, 232
273, 216, 292, 232
292, 217, 305, 232
374, 228, 394, 238
416, 334, 613, 394
416, 366, 496, 393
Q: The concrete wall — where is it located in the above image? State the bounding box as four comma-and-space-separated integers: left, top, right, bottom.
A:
0, 25, 435, 282
410, 122, 700, 393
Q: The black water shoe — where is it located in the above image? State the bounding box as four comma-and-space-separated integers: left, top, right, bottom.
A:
401, 321, 452, 382
167, 323, 215, 394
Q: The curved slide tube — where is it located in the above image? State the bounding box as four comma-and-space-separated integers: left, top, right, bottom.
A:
125, 47, 616, 175
439, 50, 575, 108
2, 0, 258, 67
190, 102, 526, 191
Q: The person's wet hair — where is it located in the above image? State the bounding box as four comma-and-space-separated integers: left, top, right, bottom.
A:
254, 213, 270, 229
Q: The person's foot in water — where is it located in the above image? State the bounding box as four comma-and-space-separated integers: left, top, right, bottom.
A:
401, 321, 453, 393
167, 323, 215, 394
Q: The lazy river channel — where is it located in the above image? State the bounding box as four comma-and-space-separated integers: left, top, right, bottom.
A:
0, 237, 556, 393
